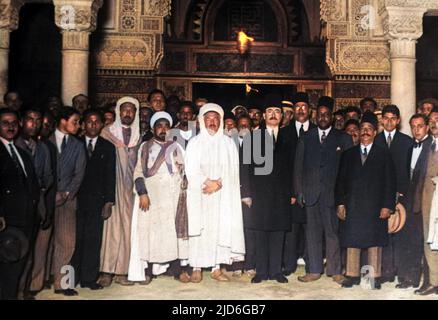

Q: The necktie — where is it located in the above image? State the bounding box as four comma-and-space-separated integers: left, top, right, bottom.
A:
387, 133, 392, 148
61, 135, 67, 153
361, 146, 368, 165
432, 139, 437, 153
321, 131, 326, 144
299, 124, 304, 137
414, 140, 423, 148
87, 139, 94, 158
9, 143, 26, 177
122, 127, 132, 146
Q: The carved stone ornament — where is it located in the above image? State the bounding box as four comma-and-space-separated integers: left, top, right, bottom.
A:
54, 0, 103, 32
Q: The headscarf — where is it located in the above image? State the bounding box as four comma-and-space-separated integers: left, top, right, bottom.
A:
109, 96, 141, 148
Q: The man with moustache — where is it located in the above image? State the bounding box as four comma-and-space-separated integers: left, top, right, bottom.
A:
294, 96, 352, 283
173, 102, 197, 149
249, 94, 289, 284
129, 112, 189, 284
15, 108, 54, 299
282, 92, 316, 277
185, 103, 245, 283
0, 109, 39, 299
360, 97, 378, 114
247, 94, 263, 131
99, 97, 142, 287
394, 114, 432, 289
281, 101, 294, 128
417, 99, 437, 117
344, 106, 362, 121
48, 107, 86, 296
71, 109, 115, 290
374, 105, 412, 284
336, 112, 396, 289
417, 107, 438, 295
344, 119, 361, 145
333, 110, 346, 131
139, 106, 153, 142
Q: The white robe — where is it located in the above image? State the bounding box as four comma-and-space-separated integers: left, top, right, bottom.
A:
128, 140, 188, 281
185, 103, 245, 268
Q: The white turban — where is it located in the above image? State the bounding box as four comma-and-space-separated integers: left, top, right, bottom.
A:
150, 111, 173, 128
108, 96, 140, 147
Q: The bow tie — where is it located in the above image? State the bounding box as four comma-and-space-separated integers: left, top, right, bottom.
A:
414, 140, 424, 148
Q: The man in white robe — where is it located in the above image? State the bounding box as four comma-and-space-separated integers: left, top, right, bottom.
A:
99, 97, 141, 286
128, 112, 189, 284
185, 103, 245, 282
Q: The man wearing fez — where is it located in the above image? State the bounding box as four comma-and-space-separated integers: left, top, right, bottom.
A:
294, 96, 353, 283
374, 105, 412, 284
99, 97, 142, 287
282, 92, 316, 276
249, 94, 289, 284
0, 108, 39, 299
71, 109, 116, 290
336, 112, 396, 289
394, 114, 432, 289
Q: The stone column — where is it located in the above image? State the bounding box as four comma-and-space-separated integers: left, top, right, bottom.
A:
54, 0, 102, 106
0, 0, 24, 105
382, 7, 427, 134
60, 30, 90, 105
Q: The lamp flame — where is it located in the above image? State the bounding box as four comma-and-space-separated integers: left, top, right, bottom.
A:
237, 31, 254, 55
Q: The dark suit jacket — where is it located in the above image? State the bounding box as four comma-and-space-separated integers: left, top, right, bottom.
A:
78, 136, 116, 206
407, 136, 433, 215
336, 144, 396, 248
279, 122, 316, 223
375, 131, 412, 197
48, 133, 86, 200
294, 127, 353, 208
0, 142, 39, 228
41, 138, 58, 222
249, 127, 291, 231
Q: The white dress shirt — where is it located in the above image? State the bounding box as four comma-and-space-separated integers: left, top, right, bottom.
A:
85, 136, 97, 151
55, 129, 68, 153
266, 126, 279, 140
411, 136, 429, 171
0, 136, 27, 176
295, 120, 310, 137
384, 129, 396, 142
318, 126, 332, 143
360, 143, 373, 156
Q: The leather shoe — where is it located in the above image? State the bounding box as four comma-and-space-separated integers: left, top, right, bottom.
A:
298, 273, 321, 283
54, 289, 78, 296
210, 269, 230, 282
251, 275, 266, 284
332, 274, 345, 285
190, 270, 202, 283
114, 275, 135, 286
415, 286, 438, 296
396, 281, 417, 289
282, 268, 295, 277
178, 272, 191, 283
414, 282, 431, 294
81, 283, 104, 290
270, 274, 288, 283
98, 273, 113, 287
379, 276, 395, 284
341, 276, 360, 288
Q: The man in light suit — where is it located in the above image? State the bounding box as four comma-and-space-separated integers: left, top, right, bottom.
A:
48, 107, 86, 296
294, 96, 353, 283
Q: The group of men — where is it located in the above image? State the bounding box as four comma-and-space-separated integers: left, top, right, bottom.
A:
0, 88, 438, 300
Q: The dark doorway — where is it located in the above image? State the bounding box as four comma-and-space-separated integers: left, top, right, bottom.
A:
9, 3, 62, 109
192, 83, 296, 112
417, 15, 438, 100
